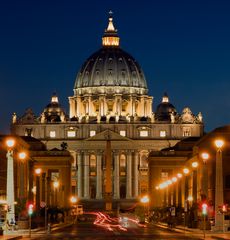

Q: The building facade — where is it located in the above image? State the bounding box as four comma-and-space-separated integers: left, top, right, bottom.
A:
149, 126, 230, 230
11, 15, 204, 207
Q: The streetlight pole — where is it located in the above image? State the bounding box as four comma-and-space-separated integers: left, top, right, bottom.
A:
35, 168, 42, 213
214, 139, 224, 232
201, 152, 209, 201
6, 139, 16, 226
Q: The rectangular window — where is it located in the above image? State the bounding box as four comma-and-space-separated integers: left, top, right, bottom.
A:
140, 130, 148, 137
90, 130, 96, 137
67, 130, 76, 137
120, 130, 126, 137
160, 130, 166, 137
49, 131, 56, 138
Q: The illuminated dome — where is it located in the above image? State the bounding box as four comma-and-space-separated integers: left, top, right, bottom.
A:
74, 14, 148, 95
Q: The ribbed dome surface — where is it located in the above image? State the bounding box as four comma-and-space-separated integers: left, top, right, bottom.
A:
74, 47, 148, 90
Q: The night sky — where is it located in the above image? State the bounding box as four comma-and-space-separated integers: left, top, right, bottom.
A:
1, 0, 230, 134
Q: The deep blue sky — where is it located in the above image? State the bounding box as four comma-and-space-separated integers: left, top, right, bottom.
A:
0, 0, 230, 134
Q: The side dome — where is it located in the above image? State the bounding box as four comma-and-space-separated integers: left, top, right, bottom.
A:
40, 93, 67, 123
156, 93, 177, 121
73, 15, 148, 95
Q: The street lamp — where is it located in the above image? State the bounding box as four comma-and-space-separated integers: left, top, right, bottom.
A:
214, 139, 224, 231
6, 138, 16, 225
35, 168, 42, 212
201, 152, 209, 201
5, 138, 26, 227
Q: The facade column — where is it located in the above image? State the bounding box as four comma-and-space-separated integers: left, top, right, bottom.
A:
126, 151, 132, 198
144, 98, 147, 117
85, 97, 89, 114
115, 94, 122, 116
83, 152, 90, 198
88, 95, 92, 116
114, 152, 120, 199
133, 151, 139, 197
99, 95, 105, 116
148, 97, 153, 117
68, 97, 74, 118
96, 152, 103, 199
76, 96, 81, 117
140, 97, 145, 116
77, 152, 83, 198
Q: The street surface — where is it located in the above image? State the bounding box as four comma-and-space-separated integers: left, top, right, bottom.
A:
21, 212, 204, 239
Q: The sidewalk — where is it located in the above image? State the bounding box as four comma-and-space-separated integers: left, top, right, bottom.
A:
0, 222, 73, 240
154, 221, 230, 240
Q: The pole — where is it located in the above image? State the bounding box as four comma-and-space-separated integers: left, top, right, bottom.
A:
203, 215, 205, 239
223, 213, 225, 232
29, 214, 31, 238
6, 149, 15, 225
45, 207, 47, 233
215, 148, 224, 231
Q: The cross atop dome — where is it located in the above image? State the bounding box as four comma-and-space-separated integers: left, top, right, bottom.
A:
106, 10, 117, 32
102, 11, 120, 47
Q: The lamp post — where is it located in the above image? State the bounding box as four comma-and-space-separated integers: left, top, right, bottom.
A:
192, 161, 198, 203
214, 139, 224, 231
5, 138, 27, 228
6, 138, 16, 226
183, 168, 189, 227
201, 153, 209, 201
35, 168, 42, 213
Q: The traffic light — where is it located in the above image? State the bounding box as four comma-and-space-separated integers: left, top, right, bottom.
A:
202, 203, 208, 215
28, 204, 34, 215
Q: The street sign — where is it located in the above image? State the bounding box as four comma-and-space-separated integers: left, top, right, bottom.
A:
40, 201, 46, 208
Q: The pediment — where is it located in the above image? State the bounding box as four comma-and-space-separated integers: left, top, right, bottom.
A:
86, 129, 132, 141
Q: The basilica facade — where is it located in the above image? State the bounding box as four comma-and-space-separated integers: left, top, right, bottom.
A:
11, 15, 204, 207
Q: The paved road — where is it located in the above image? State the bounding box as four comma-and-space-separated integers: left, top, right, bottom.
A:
23, 220, 203, 239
